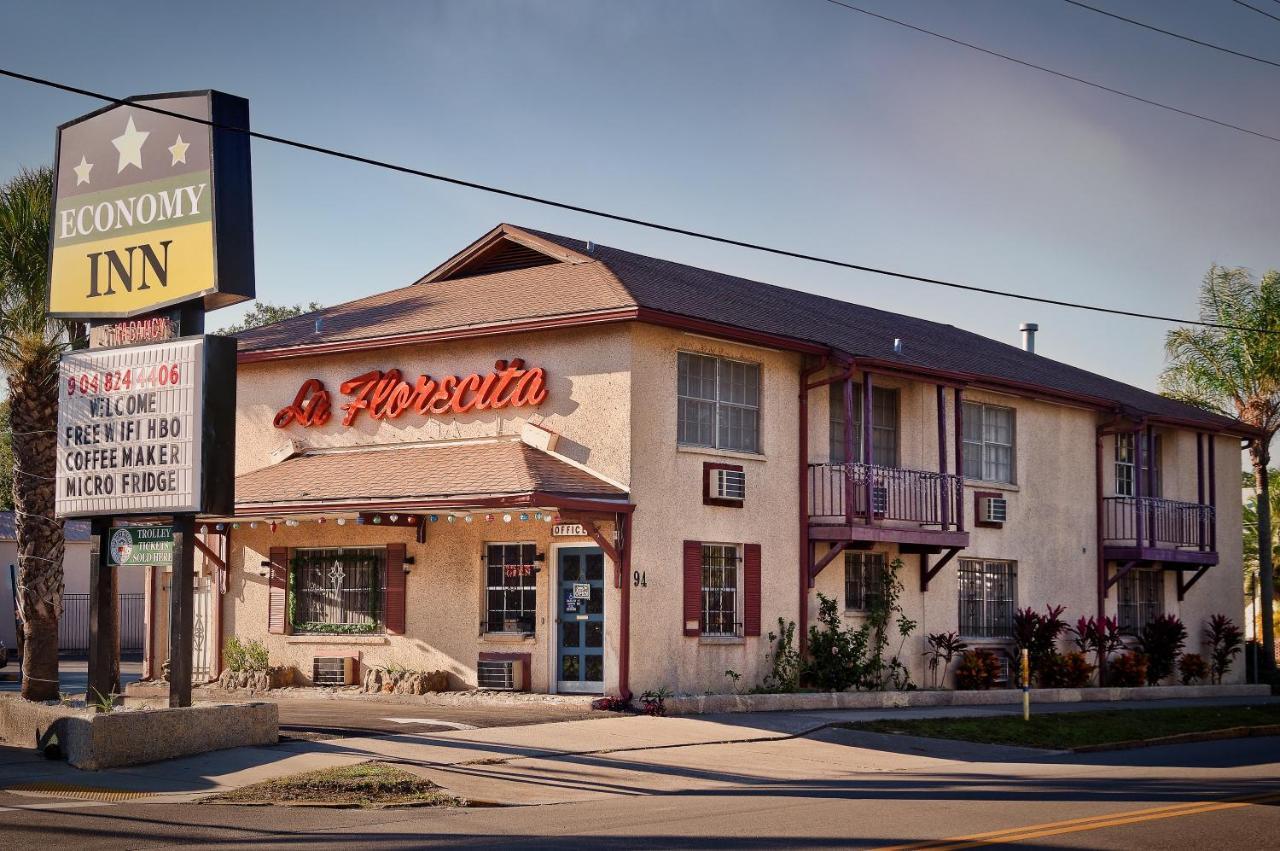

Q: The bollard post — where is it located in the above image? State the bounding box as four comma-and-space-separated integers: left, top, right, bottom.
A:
1021, 647, 1030, 722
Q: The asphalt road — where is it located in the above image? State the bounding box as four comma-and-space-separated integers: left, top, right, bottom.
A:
2, 731, 1276, 848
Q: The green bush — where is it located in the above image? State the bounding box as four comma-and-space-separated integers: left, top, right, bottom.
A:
225, 636, 270, 673
762, 618, 801, 693
1178, 652, 1209, 685
954, 649, 1001, 690
1106, 651, 1147, 687
804, 594, 868, 691
1137, 614, 1187, 685
1204, 614, 1244, 684
1038, 651, 1095, 688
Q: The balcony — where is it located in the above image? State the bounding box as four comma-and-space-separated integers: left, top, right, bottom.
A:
1101, 496, 1217, 565
808, 462, 969, 549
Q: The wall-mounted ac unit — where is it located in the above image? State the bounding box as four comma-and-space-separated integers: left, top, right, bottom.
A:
981, 496, 1008, 524
871, 485, 888, 515
477, 658, 526, 691
313, 656, 356, 687
712, 468, 746, 502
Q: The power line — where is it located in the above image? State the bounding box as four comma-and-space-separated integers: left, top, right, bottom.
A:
820, 0, 1280, 145
0, 65, 1273, 335
1230, 0, 1280, 24
1060, 0, 1280, 70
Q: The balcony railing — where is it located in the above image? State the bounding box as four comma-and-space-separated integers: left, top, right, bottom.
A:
1102, 496, 1215, 551
808, 463, 964, 531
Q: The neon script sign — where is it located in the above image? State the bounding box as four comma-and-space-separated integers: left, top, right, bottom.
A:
274, 358, 548, 428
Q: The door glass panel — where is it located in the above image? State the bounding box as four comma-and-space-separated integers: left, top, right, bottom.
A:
585, 621, 603, 648
561, 654, 580, 680
561, 621, 580, 648
586, 585, 603, 614
584, 655, 603, 682
561, 555, 581, 581
585, 554, 604, 581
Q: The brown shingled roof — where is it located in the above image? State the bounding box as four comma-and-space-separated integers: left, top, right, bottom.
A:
234, 441, 627, 509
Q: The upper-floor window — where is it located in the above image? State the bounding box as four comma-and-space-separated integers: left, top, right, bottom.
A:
829, 383, 899, 466
957, 558, 1017, 639
677, 352, 760, 454
1115, 433, 1162, 498
844, 550, 886, 612
1117, 568, 1163, 632
292, 547, 385, 634
962, 402, 1015, 484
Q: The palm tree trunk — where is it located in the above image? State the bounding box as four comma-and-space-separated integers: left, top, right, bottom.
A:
1251, 442, 1276, 675
8, 358, 63, 701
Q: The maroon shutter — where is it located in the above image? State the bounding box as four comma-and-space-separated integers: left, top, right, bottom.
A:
384, 543, 406, 635
743, 543, 762, 637
267, 547, 288, 635
683, 540, 702, 637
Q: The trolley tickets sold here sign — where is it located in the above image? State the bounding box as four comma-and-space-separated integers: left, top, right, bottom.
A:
56, 338, 206, 517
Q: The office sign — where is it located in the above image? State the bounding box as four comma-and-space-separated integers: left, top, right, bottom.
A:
108, 525, 174, 566
48, 91, 255, 319
55, 335, 237, 517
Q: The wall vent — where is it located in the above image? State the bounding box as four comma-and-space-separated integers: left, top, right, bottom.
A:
312, 656, 355, 687
477, 658, 525, 691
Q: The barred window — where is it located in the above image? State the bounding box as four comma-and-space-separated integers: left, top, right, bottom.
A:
829, 383, 899, 466
677, 352, 760, 453
957, 559, 1017, 639
844, 551, 886, 612
292, 548, 384, 633
1118, 568, 1164, 632
486, 542, 537, 634
701, 544, 741, 637
962, 402, 1015, 484
1114, 433, 1162, 498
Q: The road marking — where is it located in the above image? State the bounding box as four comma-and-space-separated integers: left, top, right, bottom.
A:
381, 717, 478, 730
874, 789, 1280, 850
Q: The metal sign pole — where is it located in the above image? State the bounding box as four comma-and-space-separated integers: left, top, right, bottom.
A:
86, 517, 120, 702
168, 515, 196, 708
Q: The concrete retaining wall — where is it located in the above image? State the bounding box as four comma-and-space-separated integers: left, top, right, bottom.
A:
0, 696, 278, 770
665, 684, 1271, 715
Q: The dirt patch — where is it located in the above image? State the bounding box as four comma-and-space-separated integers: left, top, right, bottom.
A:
203, 761, 466, 808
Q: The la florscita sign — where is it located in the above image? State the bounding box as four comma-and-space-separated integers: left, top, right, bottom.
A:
48, 90, 254, 707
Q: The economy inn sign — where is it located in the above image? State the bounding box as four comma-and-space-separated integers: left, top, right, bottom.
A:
48, 91, 254, 319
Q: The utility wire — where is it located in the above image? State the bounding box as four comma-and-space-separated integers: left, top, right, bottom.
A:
1230, 0, 1280, 24
0, 65, 1274, 335
820, 0, 1280, 145
1060, 0, 1280, 70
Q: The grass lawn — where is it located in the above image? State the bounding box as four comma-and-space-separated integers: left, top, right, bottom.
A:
842, 703, 1280, 750
205, 761, 466, 808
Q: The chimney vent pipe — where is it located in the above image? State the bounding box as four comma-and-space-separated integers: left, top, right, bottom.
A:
1020, 322, 1038, 354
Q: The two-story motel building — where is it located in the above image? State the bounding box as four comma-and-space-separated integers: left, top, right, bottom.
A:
139, 224, 1250, 695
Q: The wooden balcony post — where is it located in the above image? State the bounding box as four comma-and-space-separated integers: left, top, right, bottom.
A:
953, 387, 965, 533
1146, 425, 1157, 548
843, 372, 855, 526
937, 384, 949, 530
1208, 435, 1217, 552
863, 372, 874, 525
1196, 433, 1206, 552
1134, 428, 1145, 546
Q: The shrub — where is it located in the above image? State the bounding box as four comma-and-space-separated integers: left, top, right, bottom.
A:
225, 636, 270, 673
639, 687, 671, 717
804, 593, 868, 692
1137, 614, 1188, 685
1012, 605, 1068, 683
762, 618, 801, 693
1106, 651, 1148, 687
954, 649, 1001, 690
862, 558, 917, 691
1204, 614, 1244, 684
924, 632, 968, 689
1038, 651, 1096, 688
1178, 652, 1209, 685
1071, 615, 1123, 682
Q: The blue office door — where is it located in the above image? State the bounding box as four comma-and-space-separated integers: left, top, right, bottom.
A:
557, 547, 605, 692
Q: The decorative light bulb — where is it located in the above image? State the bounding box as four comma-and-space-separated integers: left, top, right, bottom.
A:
336, 517, 346, 526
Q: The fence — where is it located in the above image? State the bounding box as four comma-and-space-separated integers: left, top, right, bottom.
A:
58, 592, 145, 657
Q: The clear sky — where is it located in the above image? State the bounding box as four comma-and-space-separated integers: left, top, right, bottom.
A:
2, 0, 1278, 397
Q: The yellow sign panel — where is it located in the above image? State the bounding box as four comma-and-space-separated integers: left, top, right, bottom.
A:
48, 92, 254, 319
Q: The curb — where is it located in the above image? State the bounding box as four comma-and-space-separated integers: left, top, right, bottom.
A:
1071, 724, 1280, 753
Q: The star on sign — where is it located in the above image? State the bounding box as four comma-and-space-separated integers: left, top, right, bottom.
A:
111, 116, 149, 173
72, 156, 93, 185
168, 135, 190, 166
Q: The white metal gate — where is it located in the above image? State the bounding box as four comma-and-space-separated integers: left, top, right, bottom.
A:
192, 577, 213, 681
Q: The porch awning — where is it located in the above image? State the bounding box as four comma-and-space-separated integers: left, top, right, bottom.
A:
231, 439, 628, 514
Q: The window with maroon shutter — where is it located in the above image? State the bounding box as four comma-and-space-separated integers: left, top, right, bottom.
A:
384, 543, 406, 635
683, 540, 702, 636
267, 546, 289, 635
743, 544, 761, 637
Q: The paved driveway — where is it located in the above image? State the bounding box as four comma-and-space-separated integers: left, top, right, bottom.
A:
269, 695, 595, 736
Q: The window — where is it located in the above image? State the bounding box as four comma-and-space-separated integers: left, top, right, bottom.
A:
829, 383, 899, 466
1118, 568, 1164, 632
1115, 433, 1162, 498
963, 402, 1015, 484
291, 548, 384, 633
485, 542, 538, 634
844, 551, 886, 612
957, 559, 1017, 638
701, 544, 741, 636
677, 352, 761, 453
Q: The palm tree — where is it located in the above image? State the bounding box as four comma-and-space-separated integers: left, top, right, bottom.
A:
0, 167, 83, 700
1162, 265, 1280, 676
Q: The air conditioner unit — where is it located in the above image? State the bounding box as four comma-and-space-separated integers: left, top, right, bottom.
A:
712, 468, 746, 502
981, 496, 1008, 524
872, 485, 888, 515
477, 658, 526, 691
312, 656, 356, 687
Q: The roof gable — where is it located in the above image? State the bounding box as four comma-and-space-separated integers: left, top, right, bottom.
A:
417, 224, 593, 284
